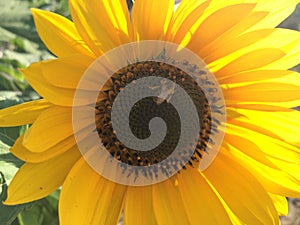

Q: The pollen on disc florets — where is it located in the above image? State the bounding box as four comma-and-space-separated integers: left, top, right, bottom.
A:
95, 61, 212, 172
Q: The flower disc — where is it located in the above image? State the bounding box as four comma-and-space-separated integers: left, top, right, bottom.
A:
72, 40, 226, 186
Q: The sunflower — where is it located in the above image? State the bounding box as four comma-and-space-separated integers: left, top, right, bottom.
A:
1, 0, 300, 224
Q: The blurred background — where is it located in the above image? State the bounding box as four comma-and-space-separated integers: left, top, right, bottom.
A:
0, 0, 299, 224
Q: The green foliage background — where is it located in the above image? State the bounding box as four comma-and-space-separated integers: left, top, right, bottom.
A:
0, 0, 68, 224
0, 1, 299, 224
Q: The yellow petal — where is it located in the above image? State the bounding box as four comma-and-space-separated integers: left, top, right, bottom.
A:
11, 134, 76, 163
219, 70, 296, 84
0, 99, 51, 127
152, 177, 190, 224
177, 168, 232, 224
224, 123, 300, 197
204, 183, 246, 225
207, 1, 299, 31
268, 194, 288, 216
223, 143, 300, 197
203, 28, 273, 63
230, 108, 300, 147
213, 48, 285, 76
31, 8, 94, 58
83, 0, 131, 45
186, 3, 256, 53
59, 158, 126, 225
4, 146, 81, 205
174, 1, 285, 57
168, 0, 211, 44
246, 0, 299, 31
209, 28, 300, 71
267, 70, 300, 85
68, 0, 102, 56
226, 123, 300, 172
225, 133, 300, 186
198, 12, 269, 61
22, 62, 96, 106
178, 0, 298, 53
69, 0, 130, 55
255, 31, 300, 70
124, 186, 158, 225
263, 39, 300, 70
23, 106, 73, 152
223, 82, 300, 104
203, 150, 279, 225
226, 103, 293, 112
227, 101, 300, 111
132, 0, 174, 40
41, 54, 94, 89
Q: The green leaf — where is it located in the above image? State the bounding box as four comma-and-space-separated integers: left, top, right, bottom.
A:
10, 38, 26, 53
0, 140, 23, 183
0, 27, 17, 43
0, 57, 27, 92
18, 191, 60, 225
0, 96, 25, 147
3, 50, 41, 67
0, 92, 23, 101
0, 94, 34, 150
0, 1, 40, 44
0, 0, 54, 71
17, 204, 44, 225
0, 141, 23, 170
0, 172, 33, 225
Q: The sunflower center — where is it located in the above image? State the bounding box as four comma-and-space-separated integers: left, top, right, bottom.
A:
95, 61, 211, 170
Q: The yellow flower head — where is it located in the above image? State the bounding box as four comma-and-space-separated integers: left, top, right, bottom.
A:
1, 0, 300, 224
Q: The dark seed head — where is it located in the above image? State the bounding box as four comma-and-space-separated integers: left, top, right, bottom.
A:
95, 61, 212, 172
